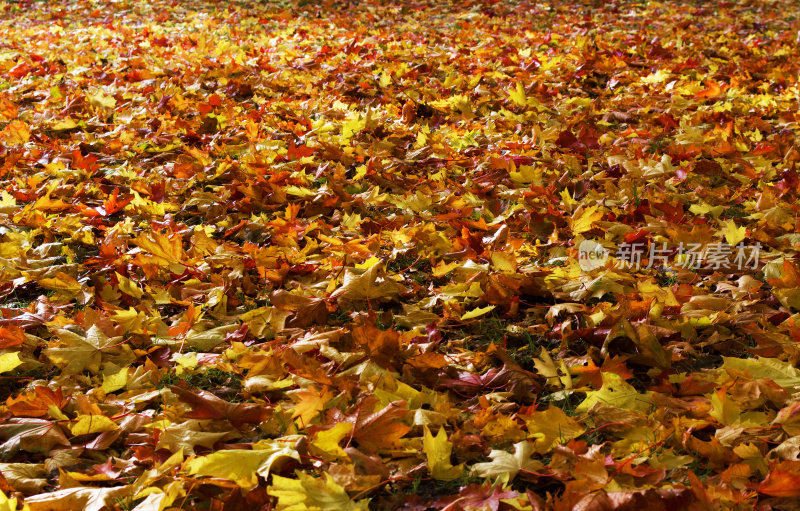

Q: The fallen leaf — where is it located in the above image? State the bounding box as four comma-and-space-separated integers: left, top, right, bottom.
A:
471, 441, 544, 481
184, 440, 300, 489
422, 426, 463, 481
268, 471, 369, 511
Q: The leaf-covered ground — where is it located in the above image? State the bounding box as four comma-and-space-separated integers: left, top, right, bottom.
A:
1, 0, 800, 509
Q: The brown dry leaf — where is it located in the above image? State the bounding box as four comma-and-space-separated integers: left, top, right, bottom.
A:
352, 400, 411, 453
25, 486, 130, 511
330, 262, 408, 302
351, 315, 402, 370
0, 463, 48, 493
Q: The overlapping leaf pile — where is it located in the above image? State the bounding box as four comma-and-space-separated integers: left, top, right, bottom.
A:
1, 0, 800, 509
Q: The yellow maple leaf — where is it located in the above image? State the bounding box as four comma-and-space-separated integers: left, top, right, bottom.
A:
0, 489, 26, 511
422, 426, 463, 481
341, 115, 366, 142
689, 202, 725, 218
70, 415, 119, 436
268, 471, 369, 511
37, 272, 82, 299
508, 82, 527, 107
721, 357, 800, 393
44, 325, 134, 375
569, 205, 603, 234
720, 219, 747, 246
24, 486, 128, 511
460, 304, 495, 321
185, 442, 300, 489
156, 421, 230, 456
491, 252, 517, 272
291, 386, 333, 427
87, 90, 116, 109
134, 232, 186, 267
575, 372, 652, 414
114, 272, 144, 299
110, 308, 145, 334
0, 120, 30, 146
0, 191, 16, 214
311, 422, 353, 460
708, 389, 741, 426
239, 307, 290, 338
525, 405, 585, 453
0, 352, 22, 374
101, 367, 128, 394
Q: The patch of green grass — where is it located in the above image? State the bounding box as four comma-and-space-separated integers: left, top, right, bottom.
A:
646, 135, 669, 154
686, 456, 714, 481
728, 334, 757, 358
157, 368, 243, 392
708, 172, 726, 187
541, 390, 584, 417
586, 294, 617, 305
376, 316, 392, 331
113, 491, 143, 511
477, 314, 506, 345
156, 372, 180, 389
330, 308, 352, 324
406, 472, 484, 501
721, 206, 748, 218
388, 254, 415, 273
655, 268, 678, 287
3, 286, 47, 309
577, 421, 604, 446
4, 298, 32, 309
382, 472, 485, 508
345, 184, 367, 194
389, 254, 433, 285
509, 332, 540, 370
